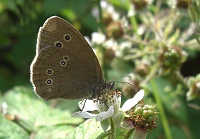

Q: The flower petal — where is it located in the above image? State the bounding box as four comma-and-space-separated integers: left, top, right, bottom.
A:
71, 111, 97, 119
122, 90, 144, 111
78, 99, 97, 111
96, 106, 114, 121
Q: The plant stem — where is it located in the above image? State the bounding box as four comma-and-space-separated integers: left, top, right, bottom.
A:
141, 62, 160, 87
110, 118, 115, 139
150, 80, 172, 139
123, 128, 134, 139
97, 0, 108, 79
174, 71, 189, 89
129, 15, 143, 49
97, 0, 105, 33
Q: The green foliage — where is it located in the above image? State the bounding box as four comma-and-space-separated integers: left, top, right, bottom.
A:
0, 86, 83, 138
0, 115, 29, 139
1, 0, 200, 139
68, 119, 104, 139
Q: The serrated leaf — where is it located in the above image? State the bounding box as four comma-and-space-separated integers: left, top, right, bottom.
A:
0, 86, 83, 138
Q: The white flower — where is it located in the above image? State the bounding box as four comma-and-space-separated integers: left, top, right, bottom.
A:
101, 1, 119, 20
128, 4, 136, 17
91, 1, 120, 21
71, 90, 145, 122
91, 32, 106, 44
137, 25, 146, 35
72, 90, 121, 122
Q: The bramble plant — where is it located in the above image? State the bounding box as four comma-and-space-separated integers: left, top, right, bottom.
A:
0, 0, 200, 139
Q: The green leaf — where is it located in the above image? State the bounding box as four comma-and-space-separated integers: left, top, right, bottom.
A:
0, 115, 29, 139
34, 125, 75, 139
148, 77, 188, 123
0, 86, 83, 138
67, 119, 104, 139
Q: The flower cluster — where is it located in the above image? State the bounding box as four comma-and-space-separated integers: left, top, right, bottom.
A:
73, 90, 156, 129
125, 104, 158, 131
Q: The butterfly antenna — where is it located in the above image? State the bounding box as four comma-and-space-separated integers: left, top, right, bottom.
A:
111, 75, 132, 81
112, 80, 134, 88
110, 75, 134, 88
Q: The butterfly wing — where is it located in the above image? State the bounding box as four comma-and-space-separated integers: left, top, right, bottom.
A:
30, 16, 103, 99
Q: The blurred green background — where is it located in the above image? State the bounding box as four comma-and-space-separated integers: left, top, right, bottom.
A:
1, 0, 200, 139
0, 0, 100, 92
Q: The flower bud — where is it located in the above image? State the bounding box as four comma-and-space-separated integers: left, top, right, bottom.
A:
142, 110, 149, 118
102, 12, 113, 26
106, 22, 124, 39
131, 0, 148, 10
134, 106, 143, 114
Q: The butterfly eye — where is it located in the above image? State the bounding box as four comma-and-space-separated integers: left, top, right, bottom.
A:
63, 56, 69, 61
64, 34, 71, 42
60, 60, 66, 66
46, 78, 53, 85
54, 41, 63, 48
46, 69, 53, 75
